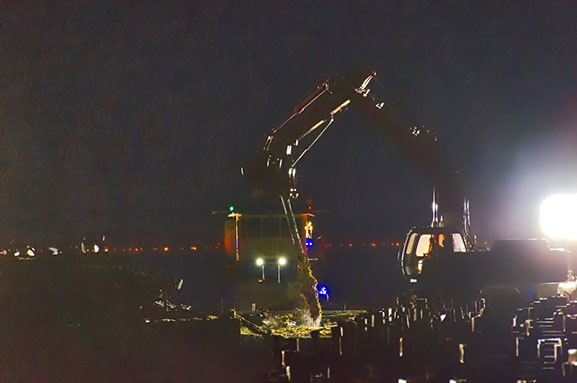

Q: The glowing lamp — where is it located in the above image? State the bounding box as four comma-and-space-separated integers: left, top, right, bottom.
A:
317, 286, 329, 296
540, 193, 577, 240
229, 206, 235, 212
256, 257, 264, 266
278, 256, 287, 266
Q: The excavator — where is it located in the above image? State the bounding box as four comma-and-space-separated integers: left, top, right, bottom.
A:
243, 69, 473, 269
242, 68, 567, 317
241, 68, 478, 319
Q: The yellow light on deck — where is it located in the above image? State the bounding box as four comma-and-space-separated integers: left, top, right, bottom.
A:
278, 256, 287, 266
305, 221, 313, 239
541, 193, 577, 240
256, 257, 264, 266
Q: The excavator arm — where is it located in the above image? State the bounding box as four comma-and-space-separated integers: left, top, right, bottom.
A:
243, 71, 371, 201
242, 68, 473, 247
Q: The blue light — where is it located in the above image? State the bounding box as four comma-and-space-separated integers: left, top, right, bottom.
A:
305, 238, 314, 248
317, 285, 329, 296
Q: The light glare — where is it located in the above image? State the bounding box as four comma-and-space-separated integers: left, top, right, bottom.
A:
541, 193, 577, 240
256, 257, 264, 266
278, 256, 287, 266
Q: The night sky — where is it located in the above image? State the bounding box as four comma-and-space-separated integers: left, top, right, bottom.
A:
1, 2, 577, 245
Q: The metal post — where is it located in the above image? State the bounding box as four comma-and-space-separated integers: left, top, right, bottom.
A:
277, 264, 281, 284
234, 214, 240, 262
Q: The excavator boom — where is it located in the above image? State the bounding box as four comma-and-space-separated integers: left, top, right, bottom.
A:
243, 69, 472, 242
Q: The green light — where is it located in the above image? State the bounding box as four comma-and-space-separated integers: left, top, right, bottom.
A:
229, 206, 235, 212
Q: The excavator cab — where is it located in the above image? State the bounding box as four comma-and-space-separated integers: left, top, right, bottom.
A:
399, 227, 468, 283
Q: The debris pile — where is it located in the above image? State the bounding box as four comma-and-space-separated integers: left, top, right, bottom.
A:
237, 309, 334, 339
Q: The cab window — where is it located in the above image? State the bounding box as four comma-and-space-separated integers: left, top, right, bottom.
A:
452, 234, 466, 252
241, 218, 261, 238
415, 234, 432, 257
405, 233, 417, 255
262, 217, 280, 237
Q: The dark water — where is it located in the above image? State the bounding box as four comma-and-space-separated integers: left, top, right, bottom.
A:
122, 247, 409, 311
120, 246, 408, 311
312, 246, 409, 309
0, 253, 268, 383
125, 253, 235, 310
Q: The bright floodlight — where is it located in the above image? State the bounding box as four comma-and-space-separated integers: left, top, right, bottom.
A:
278, 256, 287, 266
541, 193, 577, 240
256, 257, 264, 266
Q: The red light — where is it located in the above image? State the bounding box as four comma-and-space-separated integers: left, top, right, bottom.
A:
308, 205, 312, 210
